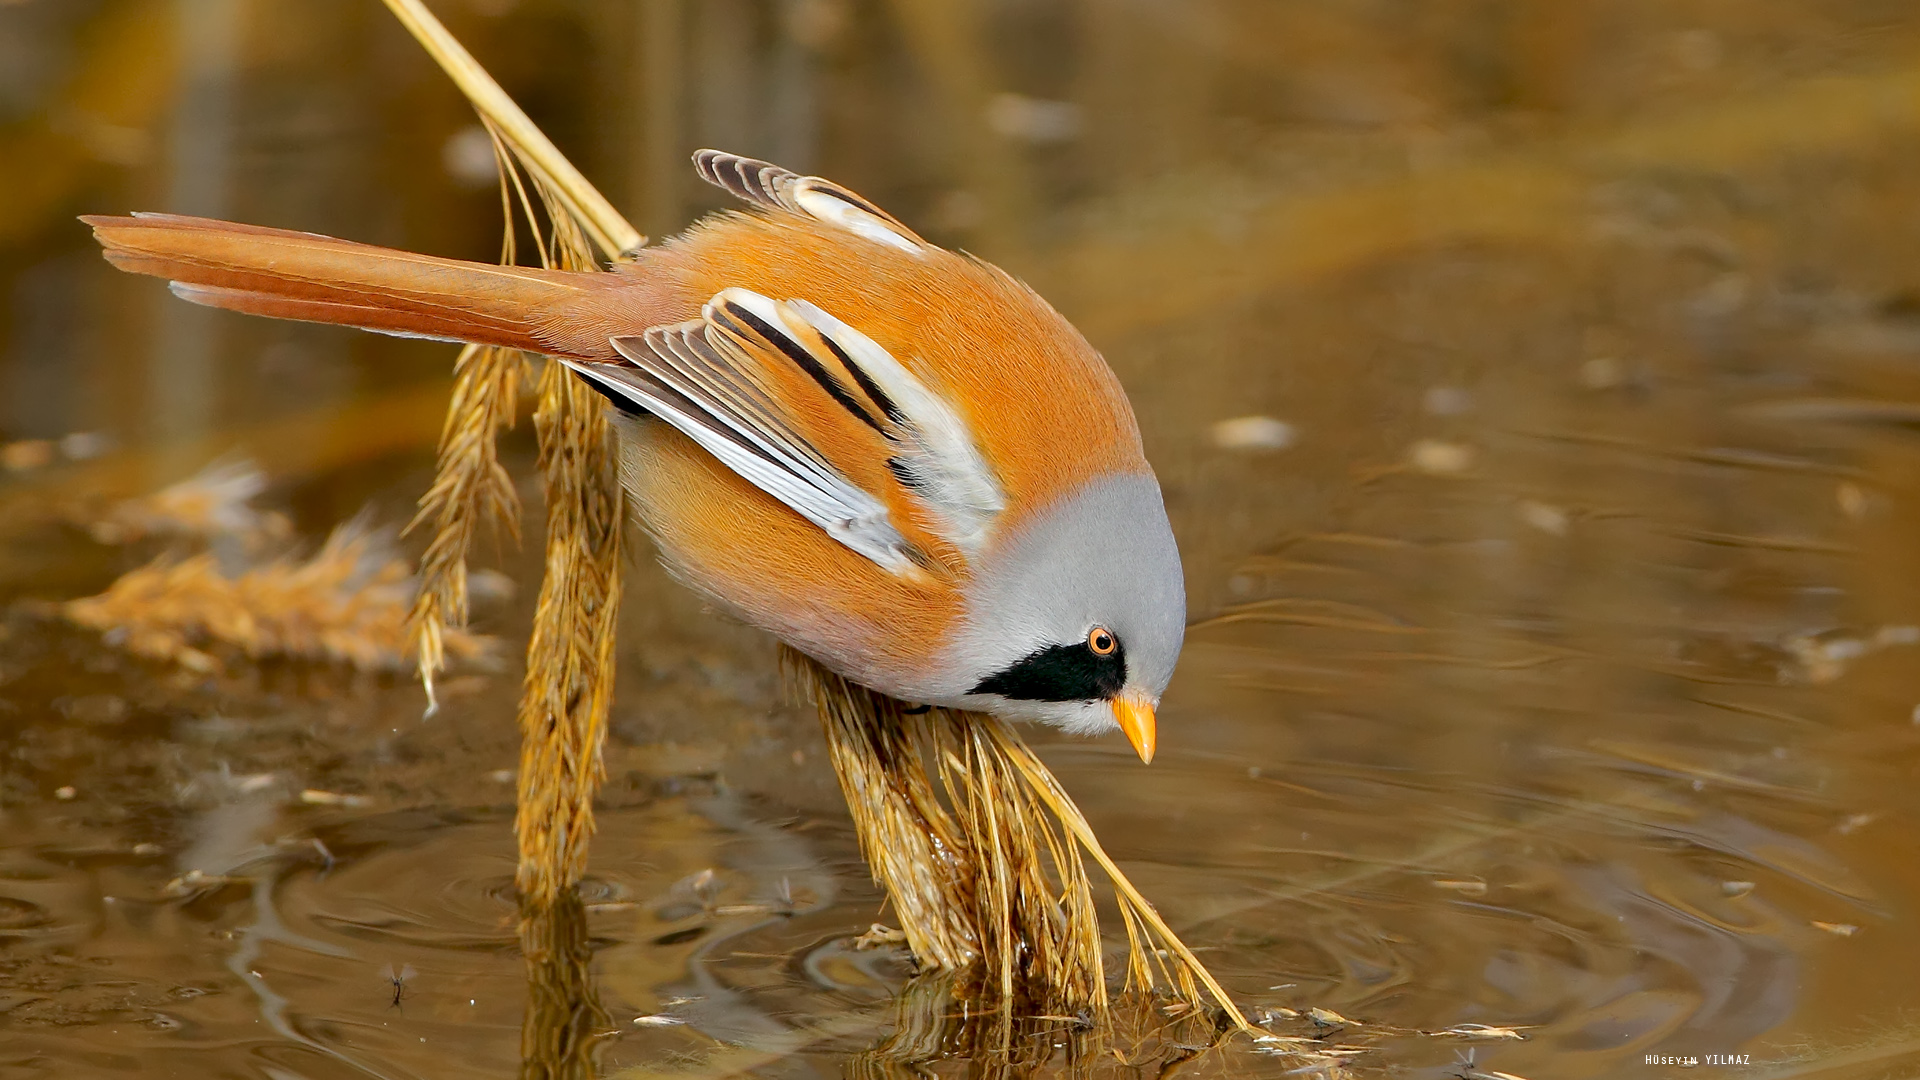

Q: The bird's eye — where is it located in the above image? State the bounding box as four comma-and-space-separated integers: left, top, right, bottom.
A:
1087, 626, 1117, 656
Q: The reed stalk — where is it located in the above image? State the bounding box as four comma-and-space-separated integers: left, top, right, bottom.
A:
381, 0, 630, 906
405, 342, 525, 714
380, 0, 642, 261
789, 649, 1253, 1033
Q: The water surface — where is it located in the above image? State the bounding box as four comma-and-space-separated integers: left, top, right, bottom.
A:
3, 2, 1920, 1077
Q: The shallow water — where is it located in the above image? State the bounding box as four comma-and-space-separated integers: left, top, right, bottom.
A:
4, 1, 1920, 1077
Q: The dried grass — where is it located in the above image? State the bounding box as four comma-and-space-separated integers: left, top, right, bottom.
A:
66, 517, 491, 674
789, 650, 1253, 1035
406, 342, 527, 713
514, 355, 624, 900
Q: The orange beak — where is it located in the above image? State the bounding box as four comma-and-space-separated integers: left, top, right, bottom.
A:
1111, 692, 1157, 764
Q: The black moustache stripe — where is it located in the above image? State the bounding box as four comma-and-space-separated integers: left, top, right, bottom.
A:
971, 640, 1126, 702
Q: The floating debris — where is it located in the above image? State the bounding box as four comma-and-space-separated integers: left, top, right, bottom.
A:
1836, 481, 1871, 519
1423, 386, 1473, 415
1409, 439, 1476, 475
1211, 415, 1297, 452
441, 124, 499, 188
1811, 921, 1859, 937
87, 459, 292, 547
985, 93, 1082, 144
4, 431, 114, 473
1, 439, 56, 472
1783, 625, 1920, 685
300, 789, 372, 808
1517, 500, 1570, 536
1837, 812, 1877, 835
1424, 1023, 1530, 1040
64, 518, 494, 674
1251, 1032, 1312, 1046
163, 869, 237, 898
234, 773, 277, 794
1578, 356, 1625, 389
1722, 881, 1756, 898
60, 431, 113, 461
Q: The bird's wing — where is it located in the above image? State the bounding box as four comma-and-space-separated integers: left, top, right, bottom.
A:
692, 150, 927, 255
565, 288, 1004, 573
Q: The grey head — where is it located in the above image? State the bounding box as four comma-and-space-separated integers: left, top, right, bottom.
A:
931, 471, 1186, 759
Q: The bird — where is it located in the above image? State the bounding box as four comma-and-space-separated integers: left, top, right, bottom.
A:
83, 151, 1183, 763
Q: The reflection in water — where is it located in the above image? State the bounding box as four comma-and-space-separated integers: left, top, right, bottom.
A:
847, 973, 965, 1079
842, 971, 1248, 1079
152, 0, 240, 451
519, 895, 608, 1080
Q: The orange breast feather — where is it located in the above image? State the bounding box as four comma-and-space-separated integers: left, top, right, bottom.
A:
603, 212, 1151, 690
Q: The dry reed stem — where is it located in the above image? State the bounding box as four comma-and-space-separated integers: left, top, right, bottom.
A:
789, 649, 1249, 1033
994, 725, 1254, 1033
380, 0, 632, 904
515, 358, 624, 901
509, 166, 626, 903
793, 649, 978, 970
406, 342, 526, 713
934, 718, 1108, 1024
379, 0, 642, 260
66, 519, 491, 674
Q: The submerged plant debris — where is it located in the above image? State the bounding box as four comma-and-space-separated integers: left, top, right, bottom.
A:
62, 467, 494, 674
84, 458, 292, 548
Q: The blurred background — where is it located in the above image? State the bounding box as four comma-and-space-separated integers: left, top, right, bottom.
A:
3, 1, 1920, 1077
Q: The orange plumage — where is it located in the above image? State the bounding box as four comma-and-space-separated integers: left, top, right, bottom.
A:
84, 152, 1179, 760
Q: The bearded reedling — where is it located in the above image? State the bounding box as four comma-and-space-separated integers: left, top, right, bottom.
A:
83, 152, 1243, 1027
83, 152, 1181, 760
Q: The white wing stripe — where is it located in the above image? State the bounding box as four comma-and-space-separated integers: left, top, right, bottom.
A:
637, 330, 817, 474
576, 283, 1010, 572
792, 184, 922, 254
575, 350, 916, 574
571, 358, 901, 556
615, 331, 837, 493
785, 300, 1005, 551
692, 150, 925, 255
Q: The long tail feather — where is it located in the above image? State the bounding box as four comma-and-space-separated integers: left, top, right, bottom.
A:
83, 213, 625, 358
